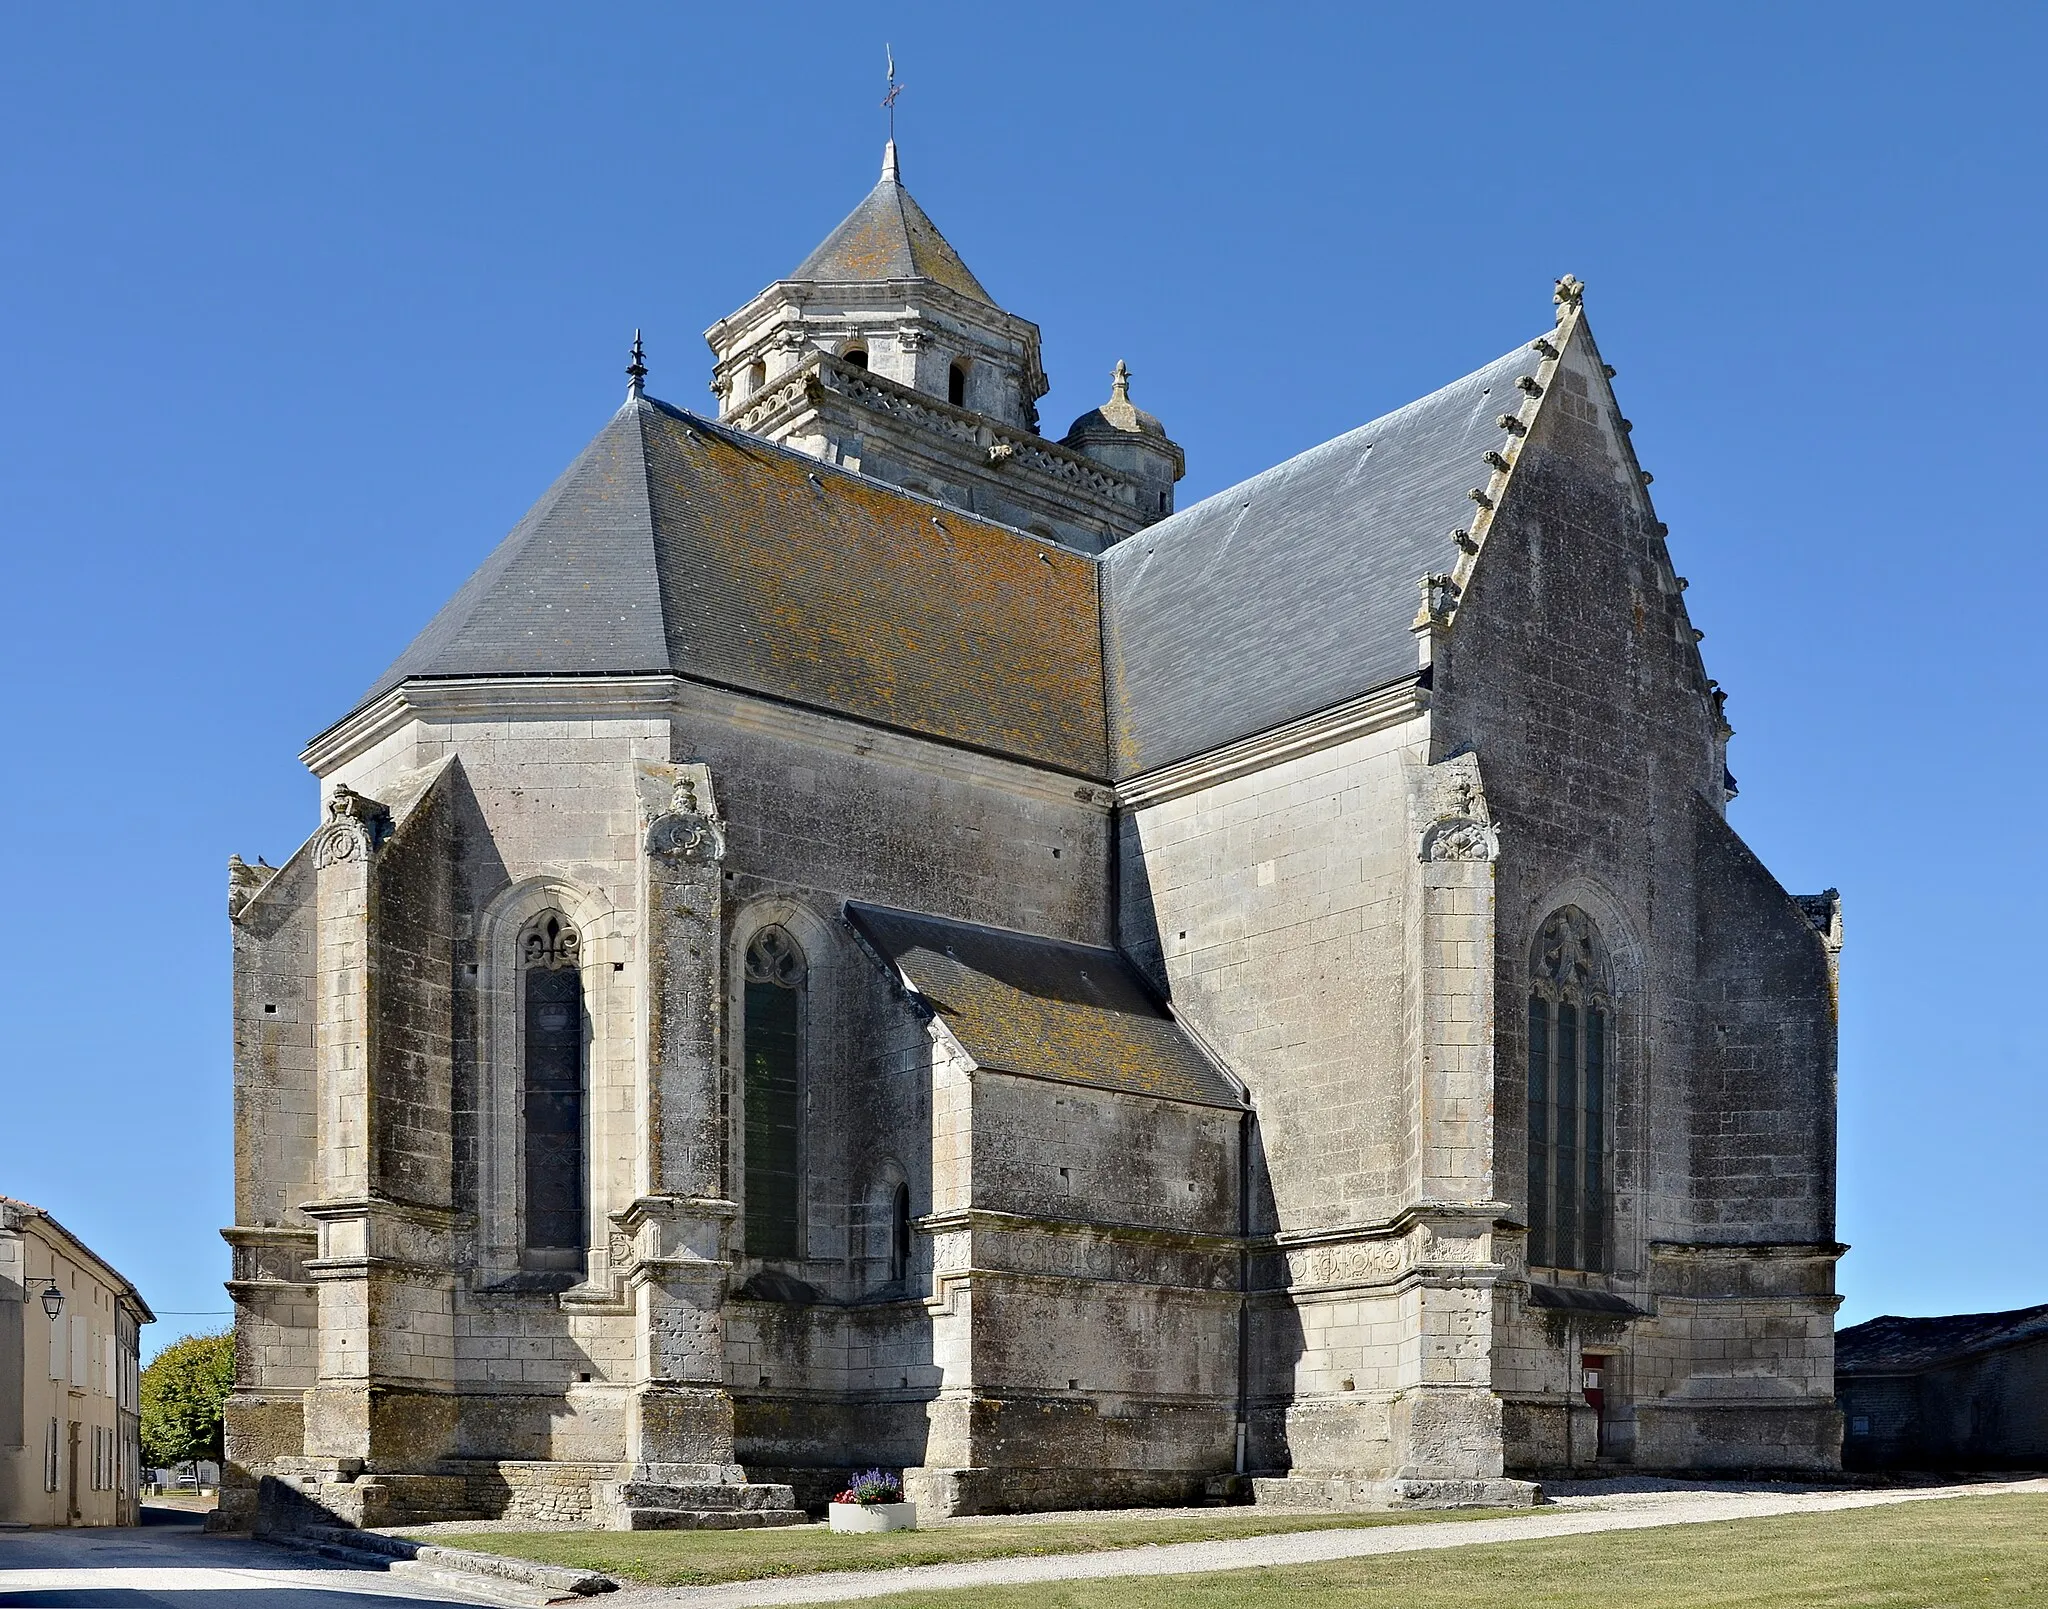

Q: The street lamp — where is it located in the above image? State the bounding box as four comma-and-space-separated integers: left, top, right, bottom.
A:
38, 1281, 63, 1320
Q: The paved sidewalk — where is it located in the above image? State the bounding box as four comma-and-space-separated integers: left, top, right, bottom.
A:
614, 1477, 2048, 1608
0, 1511, 507, 1608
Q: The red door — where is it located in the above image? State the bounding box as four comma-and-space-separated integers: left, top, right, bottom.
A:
1581, 1355, 1610, 1453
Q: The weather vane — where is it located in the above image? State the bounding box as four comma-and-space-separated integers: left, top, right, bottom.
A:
882, 45, 905, 143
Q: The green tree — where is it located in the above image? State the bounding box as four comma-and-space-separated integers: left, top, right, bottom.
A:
139, 1331, 234, 1469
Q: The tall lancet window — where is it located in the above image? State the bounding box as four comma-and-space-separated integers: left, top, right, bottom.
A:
521, 912, 586, 1269
743, 927, 805, 1259
1527, 907, 1612, 1273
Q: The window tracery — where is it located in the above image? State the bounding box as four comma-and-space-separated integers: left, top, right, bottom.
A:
1527, 906, 1612, 1272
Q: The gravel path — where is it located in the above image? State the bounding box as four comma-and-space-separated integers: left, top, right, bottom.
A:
613, 1476, 2048, 1608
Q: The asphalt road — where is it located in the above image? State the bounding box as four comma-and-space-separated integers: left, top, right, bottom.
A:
0, 1512, 489, 1609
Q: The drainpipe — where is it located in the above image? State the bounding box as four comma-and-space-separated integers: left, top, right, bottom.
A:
1235, 1097, 1253, 1478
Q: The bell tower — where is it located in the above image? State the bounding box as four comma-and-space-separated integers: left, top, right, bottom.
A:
705, 144, 1182, 553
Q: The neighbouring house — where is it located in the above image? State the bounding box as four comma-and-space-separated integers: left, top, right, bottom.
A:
0, 1196, 152, 1526
221, 140, 1844, 1531
1837, 1304, 2048, 1470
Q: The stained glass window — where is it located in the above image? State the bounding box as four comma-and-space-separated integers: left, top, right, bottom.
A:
744, 927, 805, 1259
521, 913, 585, 1266
1526, 908, 1612, 1273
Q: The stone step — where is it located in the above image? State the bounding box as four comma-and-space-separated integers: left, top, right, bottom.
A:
604, 1480, 799, 1512
1250, 1474, 1542, 1511
614, 1506, 809, 1531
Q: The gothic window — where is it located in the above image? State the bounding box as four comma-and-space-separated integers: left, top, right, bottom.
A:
890, 1182, 912, 1283
743, 927, 805, 1259
843, 345, 868, 370
948, 358, 969, 407
745, 359, 766, 395
521, 912, 586, 1269
1527, 906, 1612, 1272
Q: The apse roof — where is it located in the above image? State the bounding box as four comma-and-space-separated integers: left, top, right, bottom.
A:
352, 330, 1554, 783
787, 143, 995, 304
1100, 338, 1544, 776
358, 397, 1107, 776
846, 902, 1243, 1110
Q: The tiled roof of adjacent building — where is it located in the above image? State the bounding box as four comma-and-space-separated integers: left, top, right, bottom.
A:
1100, 339, 1543, 776
846, 902, 1244, 1110
359, 398, 1108, 777
0, 1194, 155, 1320
787, 142, 995, 304
1835, 1303, 2048, 1375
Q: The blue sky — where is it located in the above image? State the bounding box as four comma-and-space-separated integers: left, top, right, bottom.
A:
2, 3, 2041, 1356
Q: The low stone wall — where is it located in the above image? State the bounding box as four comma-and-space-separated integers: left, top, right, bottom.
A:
253, 1460, 625, 1531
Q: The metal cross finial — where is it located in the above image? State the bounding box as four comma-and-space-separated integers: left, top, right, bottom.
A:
626, 329, 648, 399
882, 44, 905, 146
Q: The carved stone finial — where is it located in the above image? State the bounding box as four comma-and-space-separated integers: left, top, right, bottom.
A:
314, 785, 390, 869
228, 853, 275, 921
1412, 571, 1460, 631
646, 765, 726, 864
1553, 274, 1586, 313
626, 329, 648, 400
1111, 360, 1131, 401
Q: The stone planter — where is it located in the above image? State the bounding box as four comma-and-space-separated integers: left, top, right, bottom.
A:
828, 1500, 917, 1533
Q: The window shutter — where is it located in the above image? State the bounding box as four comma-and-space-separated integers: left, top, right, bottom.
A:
48, 1316, 66, 1382
71, 1318, 88, 1387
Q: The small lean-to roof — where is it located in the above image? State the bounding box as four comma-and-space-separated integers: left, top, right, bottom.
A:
357, 397, 1107, 776
1835, 1303, 2048, 1375
788, 144, 994, 305
1100, 337, 1544, 777
846, 902, 1243, 1110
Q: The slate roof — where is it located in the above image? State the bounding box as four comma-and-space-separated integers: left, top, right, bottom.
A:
846, 902, 1243, 1110
1835, 1304, 2048, 1375
788, 144, 994, 304
1100, 338, 1544, 775
358, 398, 1108, 776
354, 329, 1556, 784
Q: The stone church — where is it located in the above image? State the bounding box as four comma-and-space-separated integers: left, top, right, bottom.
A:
222, 142, 1845, 1530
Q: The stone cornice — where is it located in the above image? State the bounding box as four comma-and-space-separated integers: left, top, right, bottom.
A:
1114, 677, 1430, 808
1647, 1241, 1849, 1262
302, 673, 1115, 813
919, 1207, 1241, 1256
729, 354, 1152, 511
302, 675, 677, 774
707, 277, 1044, 357
1263, 1200, 1515, 1252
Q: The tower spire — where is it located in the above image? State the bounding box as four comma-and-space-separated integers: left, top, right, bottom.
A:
626, 329, 647, 400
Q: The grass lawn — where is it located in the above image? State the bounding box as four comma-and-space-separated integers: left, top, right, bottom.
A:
857, 1493, 2048, 1608
423, 1505, 1529, 1587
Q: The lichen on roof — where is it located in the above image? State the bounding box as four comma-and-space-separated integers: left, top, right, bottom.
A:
786, 143, 994, 304
847, 902, 1242, 1109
